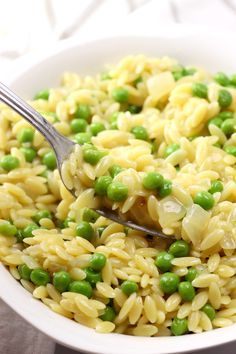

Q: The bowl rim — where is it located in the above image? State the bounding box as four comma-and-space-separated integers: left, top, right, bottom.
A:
1, 24, 236, 353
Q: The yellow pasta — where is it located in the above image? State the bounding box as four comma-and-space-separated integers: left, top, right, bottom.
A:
0, 55, 236, 337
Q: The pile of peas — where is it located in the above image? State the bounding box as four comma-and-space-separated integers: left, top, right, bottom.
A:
15, 205, 114, 321
2, 77, 224, 333
0, 209, 54, 243
142, 171, 172, 198
208, 111, 236, 156
155, 240, 216, 336
91, 162, 128, 202
172, 67, 196, 81
191, 74, 236, 156
0, 126, 36, 172
0, 89, 60, 173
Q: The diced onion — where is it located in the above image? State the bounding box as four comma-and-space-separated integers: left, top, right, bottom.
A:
182, 204, 210, 245
147, 72, 175, 102
157, 196, 186, 228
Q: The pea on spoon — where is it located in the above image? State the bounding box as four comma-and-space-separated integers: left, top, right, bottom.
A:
0, 82, 170, 239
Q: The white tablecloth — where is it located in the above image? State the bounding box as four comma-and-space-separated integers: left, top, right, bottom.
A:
1, 1, 236, 353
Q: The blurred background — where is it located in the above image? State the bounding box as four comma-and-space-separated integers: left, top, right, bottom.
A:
1, 0, 236, 77
1, 0, 236, 353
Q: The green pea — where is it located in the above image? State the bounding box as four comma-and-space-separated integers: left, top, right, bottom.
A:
207, 117, 223, 128
169, 240, 190, 257
133, 77, 143, 86
53, 271, 71, 293
218, 89, 232, 108
30, 268, 50, 286
172, 70, 183, 81
128, 105, 142, 114
100, 306, 116, 321
101, 72, 111, 80
109, 164, 124, 178
0, 155, 20, 171
70, 119, 88, 133
193, 191, 215, 210
224, 145, 236, 156
110, 121, 118, 130
112, 88, 129, 103
76, 221, 94, 241
155, 251, 174, 272
107, 182, 128, 202
183, 68, 196, 76
178, 281, 196, 301
94, 176, 113, 196
192, 83, 208, 99
82, 142, 98, 151
0, 221, 17, 236
89, 253, 107, 271
33, 210, 52, 224
59, 217, 74, 229
18, 264, 32, 281
185, 267, 198, 282
201, 303, 216, 321
218, 111, 234, 120
159, 272, 180, 294
97, 226, 106, 236
214, 72, 230, 86
83, 148, 104, 165
171, 317, 188, 336
74, 104, 91, 120
84, 267, 102, 287
15, 230, 25, 243
131, 126, 149, 140
69, 280, 92, 298
74, 132, 91, 145
20, 147, 37, 163
44, 112, 58, 122
90, 123, 106, 136
42, 151, 57, 170
34, 90, 50, 100
22, 224, 39, 238
142, 172, 164, 190
221, 119, 235, 136
109, 112, 119, 123
82, 208, 99, 223
172, 67, 190, 81
208, 180, 223, 194
17, 128, 34, 143
159, 179, 172, 197
109, 112, 119, 129
164, 144, 180, 158
39, 169, 48, 178
230, 74, 236, 86
121, 280, 138, 295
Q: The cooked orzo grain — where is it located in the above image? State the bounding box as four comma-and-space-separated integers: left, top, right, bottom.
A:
1, 55, 236, 336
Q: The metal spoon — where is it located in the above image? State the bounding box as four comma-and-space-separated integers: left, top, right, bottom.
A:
0, 82, 170, 239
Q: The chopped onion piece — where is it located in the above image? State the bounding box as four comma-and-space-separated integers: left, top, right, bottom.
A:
157, 196, 186, 228
147, 72, 175, 102
182, 204, 210, 246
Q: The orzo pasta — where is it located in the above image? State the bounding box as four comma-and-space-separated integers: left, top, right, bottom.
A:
1, 55, 236, 336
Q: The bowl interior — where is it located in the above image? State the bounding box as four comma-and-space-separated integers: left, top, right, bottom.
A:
2, 26, 236, 354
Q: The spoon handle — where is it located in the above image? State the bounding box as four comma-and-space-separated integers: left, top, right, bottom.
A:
0, 82, 69, 149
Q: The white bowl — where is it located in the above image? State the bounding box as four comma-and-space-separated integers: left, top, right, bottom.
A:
1, 24, 236, 354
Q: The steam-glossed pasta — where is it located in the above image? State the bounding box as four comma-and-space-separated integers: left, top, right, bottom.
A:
0, 55, 236, 337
